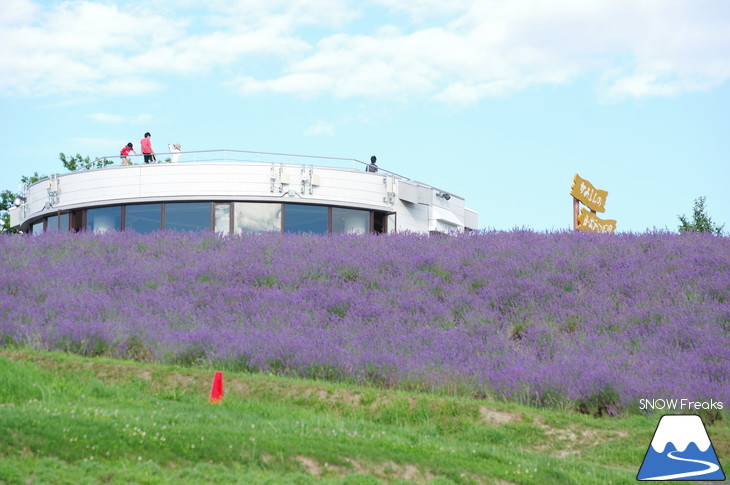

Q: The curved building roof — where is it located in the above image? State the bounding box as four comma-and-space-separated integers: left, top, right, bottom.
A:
9, 150, 478, 234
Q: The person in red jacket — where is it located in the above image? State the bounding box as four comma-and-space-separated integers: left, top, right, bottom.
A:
120, 143, 137, 166
140, 132, 156, 164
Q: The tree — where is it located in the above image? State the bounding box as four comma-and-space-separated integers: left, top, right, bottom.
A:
2, 154, 113, 233
20, 172, 48, 185
59, 152, 114, 171
0, 190, 22, 234
678, 196, 725, 236
1, 173, 49, 233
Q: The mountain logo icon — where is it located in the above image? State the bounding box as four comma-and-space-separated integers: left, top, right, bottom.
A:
637, 414, 726, 481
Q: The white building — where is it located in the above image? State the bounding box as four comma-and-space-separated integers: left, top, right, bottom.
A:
9, 150, 478, 235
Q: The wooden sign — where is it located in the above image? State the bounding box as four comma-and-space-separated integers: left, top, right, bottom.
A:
570, 174, 607, 213
577, 208, 616, 233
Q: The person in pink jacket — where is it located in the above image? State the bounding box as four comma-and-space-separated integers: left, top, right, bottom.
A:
140, 132, 156, 164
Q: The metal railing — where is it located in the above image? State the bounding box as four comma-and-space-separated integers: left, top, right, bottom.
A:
104, 148, 410, 180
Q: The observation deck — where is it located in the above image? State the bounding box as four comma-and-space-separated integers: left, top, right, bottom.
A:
9, 149, 478, 235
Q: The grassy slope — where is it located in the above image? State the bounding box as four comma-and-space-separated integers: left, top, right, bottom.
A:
0, 350, 727, 485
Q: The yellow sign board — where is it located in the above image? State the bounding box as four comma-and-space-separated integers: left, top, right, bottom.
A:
570, 174, 607, 213
577, 208, 616, 233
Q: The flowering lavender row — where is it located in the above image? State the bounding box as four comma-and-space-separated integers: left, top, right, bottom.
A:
1, 230, 728, 413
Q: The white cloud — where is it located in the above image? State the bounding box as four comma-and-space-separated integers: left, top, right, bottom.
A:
231, 72, 334, 97
0, 1, 174, 96
134, 28, 309, 75
239, 0, 730, 102
190, 0, 357, 29
0, 0, 38, 25
372, 0, 472, 22
87, 113, 153, 124
304, 120, 336, 136
0, 1, 306, 97
434, 80, 525, 104
1, 0, 729, 102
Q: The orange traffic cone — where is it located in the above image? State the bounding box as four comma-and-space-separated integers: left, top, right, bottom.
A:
209, 371, 224, 404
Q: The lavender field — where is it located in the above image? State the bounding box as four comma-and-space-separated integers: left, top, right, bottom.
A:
1, 230, 728, 414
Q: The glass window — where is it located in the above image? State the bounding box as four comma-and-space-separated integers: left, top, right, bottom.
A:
87, 206, 121, 234
71, 211, 84, 231
32, 221, 44, 235
125, 204, 161, 233
234, 203, 281, 233
284, 204, 328, 234
332, 208, 370, 234
46, 215, 59, 232
59, 213, 70, 231
214, 204, 231, 234
165, 202, 211, 232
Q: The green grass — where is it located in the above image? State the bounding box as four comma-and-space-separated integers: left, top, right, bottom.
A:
0, 350, 727, 484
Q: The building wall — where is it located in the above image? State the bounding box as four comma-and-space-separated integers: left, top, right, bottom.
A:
12, 162, 478, 233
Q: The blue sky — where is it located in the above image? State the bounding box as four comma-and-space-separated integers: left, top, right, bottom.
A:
1, 0, 728, 232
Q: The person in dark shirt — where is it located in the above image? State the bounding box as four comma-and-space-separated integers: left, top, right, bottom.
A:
366, 155, 378, 173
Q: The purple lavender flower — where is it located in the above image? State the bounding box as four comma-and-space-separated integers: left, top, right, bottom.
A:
0, 229, 727, 412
